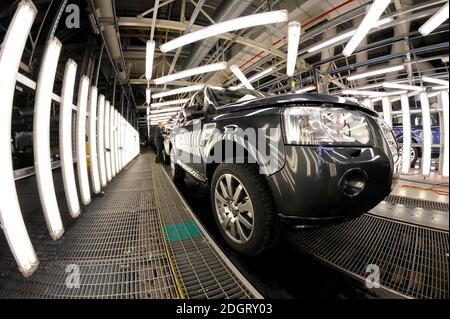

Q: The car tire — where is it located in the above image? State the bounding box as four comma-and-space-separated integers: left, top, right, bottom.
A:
210, 163, 277, 256
399, 141, 419, 167
170, 148, 185, 182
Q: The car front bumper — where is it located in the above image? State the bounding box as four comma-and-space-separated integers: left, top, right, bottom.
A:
267, 145, 394, 225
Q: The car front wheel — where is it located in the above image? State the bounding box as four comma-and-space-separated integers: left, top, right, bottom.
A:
211, 163, 277, 255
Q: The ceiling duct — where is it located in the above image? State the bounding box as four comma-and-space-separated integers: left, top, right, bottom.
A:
183, 0, 253, 69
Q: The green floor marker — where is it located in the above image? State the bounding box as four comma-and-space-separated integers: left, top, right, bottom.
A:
163, 220, 202, 241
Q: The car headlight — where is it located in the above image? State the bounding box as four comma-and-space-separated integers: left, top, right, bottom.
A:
375, 117, 400, 166
283, 107, 371, 145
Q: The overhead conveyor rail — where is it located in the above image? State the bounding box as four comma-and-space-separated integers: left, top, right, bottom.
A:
0, 152, 261, 299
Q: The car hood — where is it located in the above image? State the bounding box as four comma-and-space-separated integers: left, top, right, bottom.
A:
214, 93, 378, 117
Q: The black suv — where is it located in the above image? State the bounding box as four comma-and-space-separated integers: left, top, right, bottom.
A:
169, 86, 399, 255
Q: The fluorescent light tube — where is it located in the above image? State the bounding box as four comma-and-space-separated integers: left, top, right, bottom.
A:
286, 21, 301, 77
160, 10, 289, 53
114, 110, 120, 174
295, 86, 316, 94
97, 94, 107, 187
420, 92, 432, 176
342, 90, 382, 96
110, 105, 116, 178
0, 0, 39, 277
343, 0, 391, 57
33, 37, 64, 240
422, 76, 449, 87
383, 82, 424, 92
146, 40, 155, 80
60, 59, 80, 218
146, 87, 151, 105
400, 94, 412, 174
151, 98, 190, 108
88, 86, 101, 194
347, 65, 404, 81
308, 18, 392, 53
152, 84, 205, 99
150, 106, 181, 114
230, 65, 254, 90
76, 75, 92, 205
248, 67, 274, 83
419, 2, 449, 36
432, 86, 450, 91
149, 111, 178, 118
154, 62, 228, 85
381, 96, 392, 128
104, 101, 112, 182
440, 90, 449, 177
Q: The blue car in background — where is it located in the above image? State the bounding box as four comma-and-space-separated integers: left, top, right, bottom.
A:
392, 113, 441, 166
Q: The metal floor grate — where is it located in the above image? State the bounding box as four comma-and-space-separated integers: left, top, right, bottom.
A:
151, 156, 262, 299
385, 195, 449, 213
0, 156, 178, 299
288, 214, 449, 299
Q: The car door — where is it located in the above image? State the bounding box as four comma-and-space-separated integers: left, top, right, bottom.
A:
174, 90, 207, 182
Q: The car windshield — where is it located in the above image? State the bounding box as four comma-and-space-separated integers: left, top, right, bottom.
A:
210, 87, 267, 106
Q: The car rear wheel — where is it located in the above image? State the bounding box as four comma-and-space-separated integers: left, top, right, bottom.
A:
170, 148, 185, 182
400, 145, 419, 167
211, 163, 277, 255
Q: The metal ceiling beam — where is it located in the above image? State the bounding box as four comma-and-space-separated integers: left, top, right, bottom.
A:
115, 17, 286, 59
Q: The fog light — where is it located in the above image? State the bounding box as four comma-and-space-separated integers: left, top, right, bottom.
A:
340, 169, 367, 197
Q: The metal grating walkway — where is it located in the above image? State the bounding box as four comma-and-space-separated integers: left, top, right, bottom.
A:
151, 158, 262, 299
0, 152, 260, 299
385, 195, 449, 213
287, 213, 449, 299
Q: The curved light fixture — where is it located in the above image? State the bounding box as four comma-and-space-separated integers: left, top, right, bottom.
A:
419, 2, 449, 36
152, 84, 205, 99
146, 87, 151, 105
154, 62, 228, 85
60, 59, 81, 218
286, 21, 301, 77
88, 86, 101, 194
230, 65, 254, 90
400, 94, 412, 174
146, 40, 155, 80
110, 105, 117, 178
76, 75, 92, 205
33, 37, 64, 240
160, 10, 289, 53
104, 101, 112, 182
0, 0, 39, 277
97, 94, 107, 187
114, 110, 120, 174
420, 92, 432, 176
343, 0, 391, 57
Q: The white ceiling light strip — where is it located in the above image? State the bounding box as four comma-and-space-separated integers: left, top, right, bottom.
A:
146, 87, 151, 105
149, 111, 178, 118
88, 86, 101, 194
440, 90, 449, 177
151, 98, 190, 108
97, 94, 107, 187
422, 76, 449, 87
104, 101, 112, 182
295, 86, 316, 94
33, 37, 64, 240
152, 84, 205, 99
347, 65, 404, 81
0, 0, 39, 277
308, 18, 392, 53
114, 110, 120, 175
59, 59, 81, 218
400, 94, 412, 174
420, 92, 432, 176
110, 105, 117, 178
230, 65, 254, 89
383, 82, 424, 92
76, 76, 92, 205
146, 40, 155, 80
160, 10, 289, 52
343, 0, 391, 57
154, 62, 228, 85
286, 21, 301, 77
150, 106, 181, 114
419, 2, 449, 36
